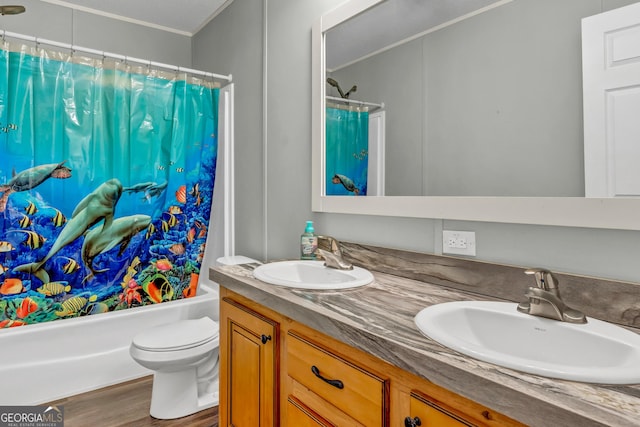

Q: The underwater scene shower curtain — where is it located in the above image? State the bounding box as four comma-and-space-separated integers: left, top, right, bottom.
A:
325, 104, 368, 196
0, 43, 219, 328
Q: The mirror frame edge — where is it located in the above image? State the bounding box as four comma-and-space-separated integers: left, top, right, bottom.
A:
311, 15, 324, 212
313, 0, 382, 212
311, 0, 640, 231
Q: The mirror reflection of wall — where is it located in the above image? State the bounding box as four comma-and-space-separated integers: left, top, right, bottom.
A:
326, 0, 637, 197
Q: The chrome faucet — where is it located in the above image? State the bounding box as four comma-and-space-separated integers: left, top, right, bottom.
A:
316, 236, 353, 270
517, 268, 587, 324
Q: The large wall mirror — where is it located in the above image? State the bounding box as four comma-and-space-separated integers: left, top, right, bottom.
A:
311, 0, 640, 230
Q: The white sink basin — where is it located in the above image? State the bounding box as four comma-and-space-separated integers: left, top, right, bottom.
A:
253, 260, 374, 290
415, 300, 640, 384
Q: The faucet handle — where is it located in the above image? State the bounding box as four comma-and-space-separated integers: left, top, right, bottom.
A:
317, 235, 340, 253
521, 268, 586, 324
524, 268, 545, 288
315, 236, 353, 270
524, 268, 557, 292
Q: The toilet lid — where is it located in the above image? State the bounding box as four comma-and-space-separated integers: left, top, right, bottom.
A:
132, 317, 219, 351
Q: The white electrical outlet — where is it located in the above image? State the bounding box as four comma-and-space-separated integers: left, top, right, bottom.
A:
442, 230, 476, 256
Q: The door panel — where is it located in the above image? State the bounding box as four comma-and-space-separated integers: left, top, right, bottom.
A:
583, 2, 640, 197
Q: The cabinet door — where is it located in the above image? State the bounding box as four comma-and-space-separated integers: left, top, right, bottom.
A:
407, 392, 475, 427
220, 297, 279, 427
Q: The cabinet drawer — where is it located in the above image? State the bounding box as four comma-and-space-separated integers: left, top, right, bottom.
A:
287, 331, 388, 426
286, 396, 333, 427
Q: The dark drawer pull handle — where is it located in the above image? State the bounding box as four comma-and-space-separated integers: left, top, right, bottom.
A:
404, 416, 422, 427
261, 334, 271, 344
311, 365, 344, 389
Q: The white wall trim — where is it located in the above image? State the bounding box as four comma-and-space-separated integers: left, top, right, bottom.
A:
263, 0, 269, 261
221, 84, 236, 257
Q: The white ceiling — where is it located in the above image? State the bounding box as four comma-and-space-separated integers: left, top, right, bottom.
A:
41, 0, 231, 36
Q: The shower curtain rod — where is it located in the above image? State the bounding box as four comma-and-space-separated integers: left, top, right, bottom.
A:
1, 30, 232, 82
326, 95, 384, 109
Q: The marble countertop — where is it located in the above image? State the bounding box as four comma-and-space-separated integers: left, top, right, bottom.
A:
211, 263, 640, 427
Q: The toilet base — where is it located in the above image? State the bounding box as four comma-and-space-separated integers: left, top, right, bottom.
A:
150, 369, 219, 420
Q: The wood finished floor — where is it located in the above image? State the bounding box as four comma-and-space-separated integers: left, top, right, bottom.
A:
48, 376, 219, 427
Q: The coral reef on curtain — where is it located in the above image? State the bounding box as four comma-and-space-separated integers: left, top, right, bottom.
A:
0, 46, 219, 328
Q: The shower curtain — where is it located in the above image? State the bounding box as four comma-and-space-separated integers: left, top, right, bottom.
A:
325, 104, 368, 196
0, 42, 219, 327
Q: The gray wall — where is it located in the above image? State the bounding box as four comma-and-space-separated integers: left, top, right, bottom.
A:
424, 0, 587, 197
197, 0, 640, 286
193, 0, 265, 262
0, 0, 191, 65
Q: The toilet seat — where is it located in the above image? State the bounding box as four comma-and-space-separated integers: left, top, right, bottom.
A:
132, 317, 219, 352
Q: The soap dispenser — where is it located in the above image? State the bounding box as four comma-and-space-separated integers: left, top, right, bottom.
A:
300, 220, 318, 260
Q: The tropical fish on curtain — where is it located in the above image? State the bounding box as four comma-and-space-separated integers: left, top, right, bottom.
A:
0, 42, 219, 328
325, 104, 369, 196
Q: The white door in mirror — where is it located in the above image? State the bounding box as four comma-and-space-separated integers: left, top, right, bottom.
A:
583, 2, 640, 197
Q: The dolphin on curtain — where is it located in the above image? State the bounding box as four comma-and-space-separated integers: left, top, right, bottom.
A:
14, 178, 123, 283
123, 181, 168, 202
81, 214, 152, 281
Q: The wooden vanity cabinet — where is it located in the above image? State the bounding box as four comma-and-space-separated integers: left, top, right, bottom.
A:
220, 287, 524, 427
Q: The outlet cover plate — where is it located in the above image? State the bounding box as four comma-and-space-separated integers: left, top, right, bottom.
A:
442, 230, 476, 256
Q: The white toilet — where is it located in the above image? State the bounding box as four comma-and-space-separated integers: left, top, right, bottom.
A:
129, 316, 220, 419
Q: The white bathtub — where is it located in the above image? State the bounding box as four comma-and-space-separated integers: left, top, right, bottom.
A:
0, 282, 220, 405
